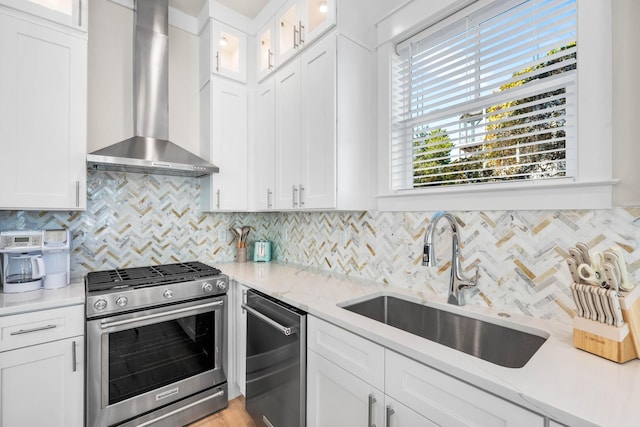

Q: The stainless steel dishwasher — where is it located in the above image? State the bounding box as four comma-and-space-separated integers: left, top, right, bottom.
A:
242, 289, 307, 427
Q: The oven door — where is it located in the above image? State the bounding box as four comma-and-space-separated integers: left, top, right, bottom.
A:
86, 296, 227, 427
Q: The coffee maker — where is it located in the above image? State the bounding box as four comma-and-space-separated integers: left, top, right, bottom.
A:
0, 229, 71, 293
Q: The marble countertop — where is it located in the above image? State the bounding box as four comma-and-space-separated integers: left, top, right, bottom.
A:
0, 280, 84, 317
221, 261, 640, 427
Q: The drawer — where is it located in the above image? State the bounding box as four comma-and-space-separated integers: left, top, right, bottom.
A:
307, 315, 384, 390
385, 350, 544, 427
0, 304, 84, 352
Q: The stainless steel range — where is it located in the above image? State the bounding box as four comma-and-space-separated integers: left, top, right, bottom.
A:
85, 262, 228, 427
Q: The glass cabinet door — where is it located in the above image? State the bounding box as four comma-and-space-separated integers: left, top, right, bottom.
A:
257, 19, 276, 81
277, 0, 300, 65
1, 0, 87, 31
304, 0, 335, 44
211, 20, 247, 83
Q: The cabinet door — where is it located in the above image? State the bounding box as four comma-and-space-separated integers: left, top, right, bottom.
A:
200, 78, 248, 211
0, 12, 87, 210
211, 20, 247, 83
385, 396, 439, 427
256, 18, 276, 82
300, 35, 336, 209
256, 77, 276, 210
0, 336, 84, 427
276, 0, 302, 65
274, 59, 302, 209
307, 350, 383, 427
302, 0, 336, 46
385, 350, 544, 427
0, 0, 87, 31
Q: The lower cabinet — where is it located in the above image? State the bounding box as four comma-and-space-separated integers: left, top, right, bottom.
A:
307, 350, 383, 427
307, 315, 545, 427
0, 336, 84, 427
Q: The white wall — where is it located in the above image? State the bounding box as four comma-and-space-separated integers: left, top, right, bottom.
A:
612, 0, 640, 206
87, 0, 200, 155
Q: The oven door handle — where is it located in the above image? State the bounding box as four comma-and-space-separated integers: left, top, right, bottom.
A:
241, 303, 298, 336
100, 300, 224, 329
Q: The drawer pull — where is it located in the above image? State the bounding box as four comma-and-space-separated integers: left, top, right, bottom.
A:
72, 340, 77, 372
386, 405, 395, 427
10, 324, 57, 335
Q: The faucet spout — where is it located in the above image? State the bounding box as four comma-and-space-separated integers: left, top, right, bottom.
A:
423, 211, 477, 306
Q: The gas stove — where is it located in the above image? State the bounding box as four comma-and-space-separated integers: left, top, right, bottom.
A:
85, 261, 228, 318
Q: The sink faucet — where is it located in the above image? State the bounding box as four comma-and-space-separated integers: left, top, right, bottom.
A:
423, 211, 478, 306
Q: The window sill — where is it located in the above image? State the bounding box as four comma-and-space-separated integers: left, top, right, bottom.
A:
377, 179, 617, 211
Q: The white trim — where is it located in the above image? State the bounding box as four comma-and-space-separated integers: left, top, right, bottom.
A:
377, 0, 614, 211
107, 0, 199, 35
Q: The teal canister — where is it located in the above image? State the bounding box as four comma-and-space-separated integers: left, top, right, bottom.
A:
253, 240, 271, 262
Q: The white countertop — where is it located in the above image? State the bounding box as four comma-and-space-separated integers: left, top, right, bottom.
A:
0, 281, 84, 317
221, 261, 640, 427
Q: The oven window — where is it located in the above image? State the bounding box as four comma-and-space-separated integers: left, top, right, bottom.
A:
108, 312, 216, 405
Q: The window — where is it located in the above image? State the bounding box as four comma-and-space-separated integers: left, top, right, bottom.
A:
392, 0, 577, 191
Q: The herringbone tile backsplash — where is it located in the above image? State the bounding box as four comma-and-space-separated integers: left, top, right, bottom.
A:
1, 171, 639, 325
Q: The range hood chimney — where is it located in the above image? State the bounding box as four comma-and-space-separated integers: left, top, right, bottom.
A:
87, 0, 218, 177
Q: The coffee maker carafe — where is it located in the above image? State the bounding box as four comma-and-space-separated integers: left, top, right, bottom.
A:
0, 229, 71, 293
4, 254, 45, 291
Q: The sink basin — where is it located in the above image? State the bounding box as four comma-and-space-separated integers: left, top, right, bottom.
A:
340, 294, 548, 368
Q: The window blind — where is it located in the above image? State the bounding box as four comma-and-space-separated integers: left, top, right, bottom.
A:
391, 0, 577, 190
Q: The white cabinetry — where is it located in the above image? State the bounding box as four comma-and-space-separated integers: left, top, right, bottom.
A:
307, 315, 545, 427
200, 19, 247, 84
276, 0, 336, 65
0, 0, 87, 31
272, 33, 374, 210
199, 77, 248, 211
0, 8, 87, 210
307, 350, 383, 427
256, 18, 277, 82
255, 77, 276, 210
0, 305, 84, 427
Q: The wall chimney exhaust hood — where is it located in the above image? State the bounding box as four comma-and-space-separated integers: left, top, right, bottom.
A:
87, 0, 218, 178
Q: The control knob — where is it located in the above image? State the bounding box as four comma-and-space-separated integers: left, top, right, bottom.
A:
202, 282, 213, 293
216, 280, 227, 291
163, 289, 174, 299
94, 299, 107, 311
115, 296, 128, 307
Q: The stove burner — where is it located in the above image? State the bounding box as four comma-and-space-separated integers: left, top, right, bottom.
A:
86, 261, 221, 292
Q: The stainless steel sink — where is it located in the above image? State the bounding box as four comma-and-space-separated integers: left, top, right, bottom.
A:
340, 294, 548, 368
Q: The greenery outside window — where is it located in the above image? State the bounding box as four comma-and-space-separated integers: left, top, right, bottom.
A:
392, 0, 578, 191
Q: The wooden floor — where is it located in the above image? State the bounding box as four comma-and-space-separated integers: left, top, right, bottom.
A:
188, 396, 257, 427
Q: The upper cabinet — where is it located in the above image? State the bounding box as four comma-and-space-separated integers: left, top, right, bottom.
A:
200, 18, 247, 85
0, 0, 87, 32
256, 18, 277, 82
0, 7, 87, 210
273, 0, 336, 67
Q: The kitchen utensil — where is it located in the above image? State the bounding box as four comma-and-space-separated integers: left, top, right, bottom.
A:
575, 242, 591, 267
598, 287, 614, 326
577, 263, 604, 287
607, 289, 624, 327
603, 248, 634, 291
229, 227, 240, 241
577, 284, 594, 320
603, 262, 621, 295
241, 226, 250, 245
566, 258, 580, 284
568, 247, 585, 266
570, 283, 584, 318
588, 286, 606, 323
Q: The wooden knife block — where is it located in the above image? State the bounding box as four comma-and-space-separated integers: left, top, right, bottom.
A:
573, 285, 640, 363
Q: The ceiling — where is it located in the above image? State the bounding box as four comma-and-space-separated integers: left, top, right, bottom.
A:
169, 0, 270, 18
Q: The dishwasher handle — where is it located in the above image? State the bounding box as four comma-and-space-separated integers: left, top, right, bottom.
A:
242, 303, 298, 336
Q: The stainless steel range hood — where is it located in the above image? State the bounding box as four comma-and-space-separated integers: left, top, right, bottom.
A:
87, 0, 218, 178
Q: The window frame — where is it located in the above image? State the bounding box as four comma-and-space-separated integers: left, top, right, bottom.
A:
376, 0, 614, 211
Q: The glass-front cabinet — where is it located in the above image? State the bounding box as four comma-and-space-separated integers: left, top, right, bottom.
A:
276, 0, 335, 65
257, 18, 276, 82
0, 0, 87, 31
200, 18, 247, 84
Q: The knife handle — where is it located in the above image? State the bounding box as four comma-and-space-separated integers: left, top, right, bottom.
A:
576, 242, 591, 266
608, 289, 624, 327
570, 283, 584, 318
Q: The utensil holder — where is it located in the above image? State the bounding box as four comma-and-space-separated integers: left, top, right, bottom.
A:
236, 247, 247, 263
573, 285, 640, 363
